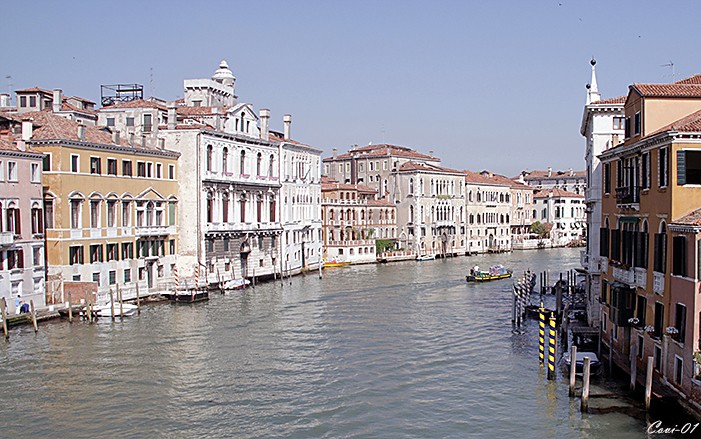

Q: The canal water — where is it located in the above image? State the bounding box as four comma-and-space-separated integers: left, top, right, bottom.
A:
0, 248, 652, 438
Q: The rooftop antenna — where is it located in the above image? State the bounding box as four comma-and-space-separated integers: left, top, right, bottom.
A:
5, 75, 12, 104
660, 60, 676, 79
149, 67, 155, 97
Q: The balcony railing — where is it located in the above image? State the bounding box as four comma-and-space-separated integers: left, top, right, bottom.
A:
615, 185, 640, 205
653, 272, 665, 295
135, 225, 176, 236
0, 231, 14, 246
634, 267, 647, 289
613, 266, 634, 285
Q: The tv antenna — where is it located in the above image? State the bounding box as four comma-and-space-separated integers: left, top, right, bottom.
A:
660, 60, 676, 79
5, 75, 12, 104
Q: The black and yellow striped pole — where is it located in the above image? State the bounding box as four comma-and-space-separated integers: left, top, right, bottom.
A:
538, 304, 546, 365
547, 312, 557, 380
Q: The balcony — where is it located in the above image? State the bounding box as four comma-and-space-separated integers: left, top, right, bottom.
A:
615, 185, 640, 207
634, 267, 647, 289
0, 231, 14, 246
135, 225, 176, 237
653, 272, 665, 295
613, 266, 634, 285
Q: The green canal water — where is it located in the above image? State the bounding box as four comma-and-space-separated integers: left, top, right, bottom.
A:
0, 248, 658, 437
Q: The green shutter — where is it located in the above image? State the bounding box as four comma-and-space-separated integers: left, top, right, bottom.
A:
677, 150, 686, 185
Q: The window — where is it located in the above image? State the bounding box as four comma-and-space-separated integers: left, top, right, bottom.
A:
124, 268, 131, 283
107, 243, 118, 261
122, 160, 132, 176
30, 163, 40, 182
122, 242, 133, 259
168, 164, 175, 179
654, 345, 662, 371
155, 163, 162, 179
44, 198, 54, 229
126, 117, 134, 127
33, 246, 41, 266
106, 117, 115, 127
613, 117, 624, 130
107, 159, 117, 176
137, 161, 146, 177
42, 154, 51, 172
109, 270, 116, 285
624, 117, 631, 138
19, 96, 26, 107
168, 202, 176, 225
31, 206, 43, 234
90, 157, 101, 175
169, 239, 175, 255
107, 200, 116, 227
122, 201, 131, 227
69, 246, 83, 265
654, 227, 667, 273
672, 235, 687, 276
257, 153, 262, 176
240, 151, 246, 175
633, 112, 641, 135
206, 145, 213, 172
93, 272, 100, 286
70, 199, 82, 229
659, 148, 668, 188
654, 302, 664, 338
29, 96, 36, 107
674, 356, 683, 385
143, 114, 152, 133
7, 161, 17, 181
641, 152, 650, 189
677, 150, 701, 185
90, 244, 103, 263
603, 162, 611, 194
675, 303, 687, 344
90, 200, 101, 228
147, 162, 153, 178
71, 154, 79, 173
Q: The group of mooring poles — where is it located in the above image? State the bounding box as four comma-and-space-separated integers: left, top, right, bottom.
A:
0, 297, 39, 339
512, 270, 537, 334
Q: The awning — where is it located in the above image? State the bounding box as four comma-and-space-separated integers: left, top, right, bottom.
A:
619, 216, 640, 223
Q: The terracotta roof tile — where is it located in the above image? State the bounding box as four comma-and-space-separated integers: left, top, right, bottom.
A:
0, 133, 41, 154
397, 161, 461, 174
518, 169, 585, 179
632, 83, 701, 98
675, 74, 701, 85
101, 99, 167, 111
534, 188, 584, 199
325, 143, 436, 162
15, 87, 52, 94
591, 96, 626, 105
672, 207, 701, 226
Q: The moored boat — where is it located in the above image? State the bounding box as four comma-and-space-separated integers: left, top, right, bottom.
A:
323, 258, 350, 268
92, 303, 139, 318
163, 289, 209, 303
416, 254, 436, 261
562, 351, 602, 375
466, 264, 513, 282
223, 278, 251, 290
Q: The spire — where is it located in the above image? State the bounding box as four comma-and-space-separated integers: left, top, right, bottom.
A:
586, 57, 601, 105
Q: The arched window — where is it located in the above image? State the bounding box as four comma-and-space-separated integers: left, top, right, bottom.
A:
222, 147, 228, 173
206, 145, 213, 172
257, 152, 262, 176
409, 178, 414, 194
222, 193, 229, 223
240, 151, 246, 175
269, 154, 275, 177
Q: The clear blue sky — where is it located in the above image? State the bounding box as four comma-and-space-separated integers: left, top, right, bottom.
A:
4, 0, 700, 176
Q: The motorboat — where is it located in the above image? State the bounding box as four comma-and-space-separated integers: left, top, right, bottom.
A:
162, 290, 210, 303
223, 278, 251, 290
466, 264, 513, 282
92, 303, 138, 318
323, 258, 350, 268
562, 351, 602, 375
416, 254, 436, 261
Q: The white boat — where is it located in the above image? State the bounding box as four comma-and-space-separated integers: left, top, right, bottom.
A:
416, 254, 436, 261
223, 278, 251, 290
93, 303, 139, 318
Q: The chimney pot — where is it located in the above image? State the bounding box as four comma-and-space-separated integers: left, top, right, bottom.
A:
260, 108, 270, 141
332, 148, 338, 159
112, 130, 120, 144
547, 167, 552, 178
283, 114, 292, 140
22, 120, 33, 141
167, 104, 177, 130
77, 124, 85, 141
53, 89, 62, 113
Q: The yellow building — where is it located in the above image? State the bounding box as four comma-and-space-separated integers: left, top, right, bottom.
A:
20, 111, 180, 301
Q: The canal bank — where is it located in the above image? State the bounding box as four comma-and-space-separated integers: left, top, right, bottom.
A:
0, 248, 678, 437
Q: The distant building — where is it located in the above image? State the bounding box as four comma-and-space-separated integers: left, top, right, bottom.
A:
0, 120, 46, 311
533, 188, 585, 247
14, 87, 97, 125
516, 168, 586, 194
321, 178, 388, 264
463, 170, 512, 253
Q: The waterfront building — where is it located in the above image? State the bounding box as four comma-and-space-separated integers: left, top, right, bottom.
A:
272, 128, 323, 275
321, 178, 387, 264
97, 97, 167, 148
392, 161, 466, 256
516, 167, 586, 194
463, 170, 512, 253
580, 58, 625, 328
0, 122, 46, 311
7, 110, 180, 302
323, 144, 440, 194
533, 188, 586, 247
494, 174, 536, 249
159, 61, 284, 284
598, 73, 701, 415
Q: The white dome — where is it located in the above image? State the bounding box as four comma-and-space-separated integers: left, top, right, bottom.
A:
212, 60, 235, 82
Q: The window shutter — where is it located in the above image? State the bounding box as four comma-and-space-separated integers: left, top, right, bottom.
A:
677, 150, 686, 185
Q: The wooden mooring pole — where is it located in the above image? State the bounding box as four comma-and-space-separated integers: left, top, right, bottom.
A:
581, 356, 591, 412
135, 284, 141, 315
645, 356, 654, 411
30, 300, 38, 333
569, 345, 577, 397
630, 345, 637, 391
109, 289, 115, 321
0, 298, 8, 339
118, 287, 124, 321
67, 292, 73, 323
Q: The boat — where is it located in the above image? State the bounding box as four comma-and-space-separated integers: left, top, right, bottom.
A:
162, 289, 209, 303
466, 264, 513, 282
562, 351, 602, 375
92, 303, 139, 318
222, 278, 251, 290
323, 258, 350, 268
416, 254, 436, 261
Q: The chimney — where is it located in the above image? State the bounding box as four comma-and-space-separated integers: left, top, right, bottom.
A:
429, 150, 434, 155
129, 132, 135, 145
167, 103, 177, 130
283, 114, 291, 140
141, 135, 146, 148
547, 167, 552, 178
569, 168, 574, 176
0, 93, 10, 107
22, 120, 33, 141
332, 148, 337, 159
78, 124, 85, 141
112, 130, 120, 144
158, 138, 165, 149
260, 108, 270, 141
53, 89, 62, 112
212, 107, 220, 131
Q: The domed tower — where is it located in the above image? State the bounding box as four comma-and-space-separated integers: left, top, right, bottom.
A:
212, 60, 236, 89
183, 59, 238, 107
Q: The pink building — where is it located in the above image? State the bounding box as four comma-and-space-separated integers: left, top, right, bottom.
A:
0, 120, 46, 311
